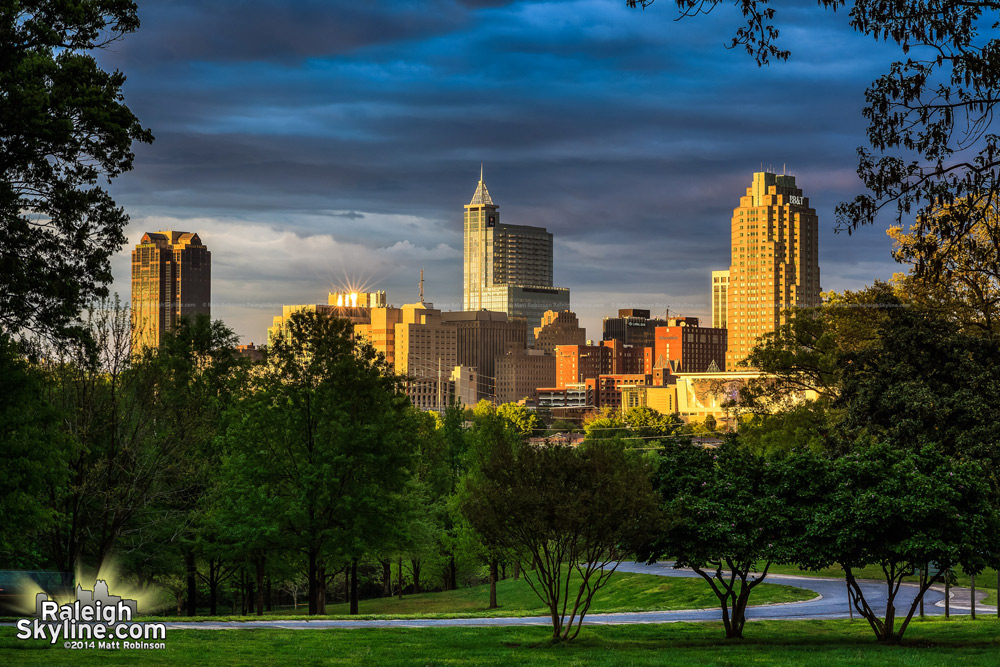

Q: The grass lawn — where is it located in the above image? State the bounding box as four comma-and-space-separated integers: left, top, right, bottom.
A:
2, 617, 999, 665
765, 564, 998, 606
137, 572, 813, 621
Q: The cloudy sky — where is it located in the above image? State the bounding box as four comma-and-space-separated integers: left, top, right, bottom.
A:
101, 0, 905, 343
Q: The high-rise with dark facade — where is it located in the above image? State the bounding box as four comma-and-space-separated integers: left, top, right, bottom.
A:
462, 168, 569, 344
602, 308, 668, 348
131, 231, 211, 352
726, 172, 821, 369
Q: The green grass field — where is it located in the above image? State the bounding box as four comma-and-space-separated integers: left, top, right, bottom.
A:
3, 617, 999, 665
138, 571, 813, 621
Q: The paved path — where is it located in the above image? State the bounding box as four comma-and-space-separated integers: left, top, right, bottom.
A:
148, 562, 990, 630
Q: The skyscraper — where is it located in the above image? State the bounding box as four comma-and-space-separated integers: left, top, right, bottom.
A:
726, 171, 821, 368
131, 231, 211, 352
462, 167, 569, 344
711, 270, 729, 329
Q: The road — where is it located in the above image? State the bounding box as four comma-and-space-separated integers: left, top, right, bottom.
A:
148, 561, 992, 630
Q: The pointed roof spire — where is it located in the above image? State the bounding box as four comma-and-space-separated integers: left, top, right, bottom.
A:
469, 164, 494, 206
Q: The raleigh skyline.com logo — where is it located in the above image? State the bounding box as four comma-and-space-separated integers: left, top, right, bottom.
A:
16, 580, 166, 651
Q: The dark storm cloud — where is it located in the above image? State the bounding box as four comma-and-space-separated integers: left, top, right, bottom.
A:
106, 0, 908, 340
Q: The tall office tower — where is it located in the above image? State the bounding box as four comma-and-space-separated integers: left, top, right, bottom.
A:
726, 172, 821, 369
711, 270, 729, 329
602, 308, 668, 348
131, 231, 211, 352
462, 168, 570, 344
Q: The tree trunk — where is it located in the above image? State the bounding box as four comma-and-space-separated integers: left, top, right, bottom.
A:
971, 573, 976, 620
350, 558, 359, 615
176, 591, 183, 616
411, 558, 421, 594
513, 561, 520, 581
397, 557, 404, 599
255, 557, 265, 616
308, 549, 318, 615
317, 562, 326, 615
449, 556, 457, 590
266, 574, 272, 612
185, 549, 197, 617
501, 561, 506, 580
247, 578, 255, 615
945, 574, 950, 618
381, 560, 392, 597
488, 559, 499, 609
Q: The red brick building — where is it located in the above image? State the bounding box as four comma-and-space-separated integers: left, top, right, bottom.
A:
653, 318, 727, 374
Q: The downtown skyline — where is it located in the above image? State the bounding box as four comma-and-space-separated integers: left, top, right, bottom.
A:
97, 1, 905, 342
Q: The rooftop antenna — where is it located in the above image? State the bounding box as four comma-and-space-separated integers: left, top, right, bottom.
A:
419, 268, 424, 303
480, 162, 483, 182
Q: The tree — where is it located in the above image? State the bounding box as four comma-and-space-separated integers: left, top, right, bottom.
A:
0, 1, 152, 342
629, 1, 1000, 249
889, 199, 1000, 341
803, 443, 998, 642
496, 402, 542, 438
640, 441, 813, 639
461, 437, 659, 642
220, 310, 416, 615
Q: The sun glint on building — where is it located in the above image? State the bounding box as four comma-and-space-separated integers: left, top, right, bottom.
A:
131, 231, 211, 352
726, 172, 821, 369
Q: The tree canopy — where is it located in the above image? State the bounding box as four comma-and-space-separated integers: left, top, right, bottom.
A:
0, 0, 152, 342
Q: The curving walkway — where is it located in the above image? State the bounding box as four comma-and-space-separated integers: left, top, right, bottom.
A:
146, 561, 991, 630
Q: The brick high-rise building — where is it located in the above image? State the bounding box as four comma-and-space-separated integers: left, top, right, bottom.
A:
131, 231, 210, 352
653, 317, 727, 373
462, 167, 570, 345
533, 309, 586, 354
495, 348, 556, 404
726, 172, 821, 368
554, 340, 647, 389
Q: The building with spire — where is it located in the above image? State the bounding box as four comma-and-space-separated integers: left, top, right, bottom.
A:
462, 167, 569, 345
725, 171, 821, 368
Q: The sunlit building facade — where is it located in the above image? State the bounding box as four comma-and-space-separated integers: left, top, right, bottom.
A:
726, 172, 821, 369
131, 231, 211, 352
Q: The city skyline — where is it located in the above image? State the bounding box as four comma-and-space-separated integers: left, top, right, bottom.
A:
98, 1, 902, 343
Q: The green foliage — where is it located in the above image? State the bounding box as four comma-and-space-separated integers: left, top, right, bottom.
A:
804, 443, 999, 642
495, 402, 542, 438
642, 441, 812, 639
0, 335, 65, 565
219, 310, 416, 614
584, 406, 684, 445
461, 437, 659, 642
0, 0, 153, 341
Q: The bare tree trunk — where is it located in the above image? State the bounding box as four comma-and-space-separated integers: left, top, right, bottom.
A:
448, 555, 457, 590
397, 557, 404, 600
513, 561, 520, 581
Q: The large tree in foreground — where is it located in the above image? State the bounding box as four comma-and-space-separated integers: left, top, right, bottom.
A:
222, 311, 416, 615
0, 1, 153, 342
802, 443, 997, 642
461, 435, 659, 642
641, 441, 820, 639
